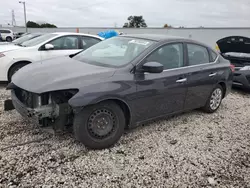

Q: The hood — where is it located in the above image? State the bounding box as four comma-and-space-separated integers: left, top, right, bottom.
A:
0, 44, 22, 53
12, 56, 116, 93
216, 36, 250, 54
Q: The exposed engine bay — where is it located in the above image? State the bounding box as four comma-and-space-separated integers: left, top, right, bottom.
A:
7, 85, 78, 131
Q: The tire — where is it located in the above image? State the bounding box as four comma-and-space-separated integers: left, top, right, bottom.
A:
6, 37, 12, 42
73, 101, 126, 149
202, 85, 223, 113
8, 62, 28, 81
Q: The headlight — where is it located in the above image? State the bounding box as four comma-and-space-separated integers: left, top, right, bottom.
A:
51, 89, 79, 104
0, 53, 5, 58
240, 66, 250, 71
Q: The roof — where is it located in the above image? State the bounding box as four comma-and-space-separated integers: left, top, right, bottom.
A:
120, 34, 186, 41
51, 32, 104, 40
119, 34, 212, 48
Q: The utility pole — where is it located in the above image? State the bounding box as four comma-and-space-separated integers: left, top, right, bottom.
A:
19, 1, 27, 32
11, 10, 16, 26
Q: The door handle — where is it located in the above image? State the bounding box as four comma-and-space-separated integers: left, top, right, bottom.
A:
209, 73, 217, 77
176, 78, 187, 83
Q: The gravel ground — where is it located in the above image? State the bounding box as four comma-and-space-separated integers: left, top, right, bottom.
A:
0, 87, 250, 188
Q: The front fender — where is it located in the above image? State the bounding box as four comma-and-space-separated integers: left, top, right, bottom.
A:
6, 57, 33, 73
68, 81, 135, 108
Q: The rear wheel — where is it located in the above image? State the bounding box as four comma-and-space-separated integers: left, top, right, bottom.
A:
6, 37, 12, 42
202, 85, 223, 113
73, 101, 126, 149
8, 62, 29, 81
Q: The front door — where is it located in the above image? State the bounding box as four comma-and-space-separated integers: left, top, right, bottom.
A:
133, 43, 188, 122
184, 43, 219, 110
40, 35, 81, 61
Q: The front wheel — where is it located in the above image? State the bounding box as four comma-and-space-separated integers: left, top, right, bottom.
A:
202, 85, 223, 113
73, 101, 126, 149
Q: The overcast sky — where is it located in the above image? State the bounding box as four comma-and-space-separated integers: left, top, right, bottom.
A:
1, 0, 250, 27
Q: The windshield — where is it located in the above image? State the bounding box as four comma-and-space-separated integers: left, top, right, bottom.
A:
13, 33, 42, 45
73, 37, 155, 67
21, 33, 57, 47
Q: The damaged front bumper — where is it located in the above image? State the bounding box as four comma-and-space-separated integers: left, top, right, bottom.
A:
9, 89, 72, 130
11, 90, 59, 120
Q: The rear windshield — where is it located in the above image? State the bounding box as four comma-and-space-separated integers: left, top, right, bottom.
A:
22, 33, 57, 47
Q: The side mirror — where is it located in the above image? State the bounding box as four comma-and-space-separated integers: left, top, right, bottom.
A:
141, 62, 164, 73
45, 43, 54, 50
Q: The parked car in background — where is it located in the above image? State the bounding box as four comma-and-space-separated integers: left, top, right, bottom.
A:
0, 32, 103, 82
217, 36, 250, 90
0, 29, 14, 42
14, 32, 27, 39
7, 34, 233, 149
0, 33, 43, 46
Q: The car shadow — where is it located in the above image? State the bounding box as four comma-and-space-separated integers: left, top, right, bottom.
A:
232, 87, 250, 95
0, 82, 8, 89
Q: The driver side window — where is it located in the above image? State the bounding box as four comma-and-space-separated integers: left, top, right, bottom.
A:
48, 36, 79, 50
145, 43, 184, 70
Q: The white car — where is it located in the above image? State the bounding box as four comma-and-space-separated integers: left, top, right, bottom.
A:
0, 32, 104, 82
0, 29, 14, 42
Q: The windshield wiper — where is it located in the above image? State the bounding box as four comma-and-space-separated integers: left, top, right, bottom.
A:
69, 50, 84, 58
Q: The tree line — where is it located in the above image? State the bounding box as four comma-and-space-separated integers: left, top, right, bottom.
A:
123, 16, 186, 28
26, 21, 57, 28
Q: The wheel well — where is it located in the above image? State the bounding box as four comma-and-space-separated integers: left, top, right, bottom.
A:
218, 82, 226, 98
103, 99, 131, 129
6, 36, 12, 41
8, 61, 31, 80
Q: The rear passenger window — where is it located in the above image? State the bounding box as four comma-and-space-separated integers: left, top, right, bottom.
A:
187, 44, 210, 65
211, 51, 218, 62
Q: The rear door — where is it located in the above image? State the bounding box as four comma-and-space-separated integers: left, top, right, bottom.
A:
184, 43, 219, 110
134, 42, 188, 121
40, 35, 81, 61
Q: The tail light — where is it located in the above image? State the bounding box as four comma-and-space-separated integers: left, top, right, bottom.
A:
230, 64, 235, 72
